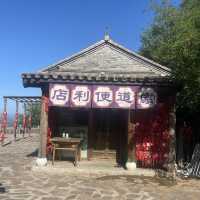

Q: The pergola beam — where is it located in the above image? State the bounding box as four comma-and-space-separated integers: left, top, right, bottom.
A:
3, 96, 41, 103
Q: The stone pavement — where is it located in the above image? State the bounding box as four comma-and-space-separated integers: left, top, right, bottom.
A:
0, 133, 200, 200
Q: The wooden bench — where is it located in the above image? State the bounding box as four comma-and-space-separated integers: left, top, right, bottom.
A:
51, 137, 81, 166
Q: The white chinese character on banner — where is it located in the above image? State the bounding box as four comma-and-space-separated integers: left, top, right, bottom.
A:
71, 86, 91, 107
93, 86, 113, 107
137, 88, 157, 109
115, 87, 135, 108
50, 84, 70, 106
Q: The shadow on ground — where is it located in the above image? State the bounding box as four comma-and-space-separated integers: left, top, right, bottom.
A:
0, 183, 6, 193
27, 149, 38, 157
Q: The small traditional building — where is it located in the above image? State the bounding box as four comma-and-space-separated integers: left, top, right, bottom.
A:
22, 35, 176, 171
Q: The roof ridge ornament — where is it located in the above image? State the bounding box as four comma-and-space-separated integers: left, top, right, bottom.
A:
104, 27, 110, 41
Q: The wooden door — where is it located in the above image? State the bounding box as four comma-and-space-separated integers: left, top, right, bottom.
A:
91, 109, 126, 161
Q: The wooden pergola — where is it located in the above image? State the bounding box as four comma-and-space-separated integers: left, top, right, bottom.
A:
1, 96, 41, 142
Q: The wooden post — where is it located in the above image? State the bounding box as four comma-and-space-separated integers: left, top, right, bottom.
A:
127, 110, 136, 161
105, 110, 110, 157
3, 97, 7, 135
14, 101, 19, 141
126, 109, 137, 170
39, 89, 48, 158
23, 103, 26, 138
168, 97, 176, 177
87, 109, 93, 160
127, 109, 132, 161
1, 97, 7, 146
29, 103, 33, 137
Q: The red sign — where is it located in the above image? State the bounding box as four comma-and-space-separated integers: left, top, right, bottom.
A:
49, 84, 157, 109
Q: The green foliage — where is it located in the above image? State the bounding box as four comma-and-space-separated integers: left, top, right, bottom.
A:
18, 114, 23, 127
140, 0, 200, 118
17, 104, 41, 127
26, 104, 41, 127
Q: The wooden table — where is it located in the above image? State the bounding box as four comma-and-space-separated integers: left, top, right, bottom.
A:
51, 137, 81, 166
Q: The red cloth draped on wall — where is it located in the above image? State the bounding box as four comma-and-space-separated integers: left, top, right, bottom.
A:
135, 103, 170, 168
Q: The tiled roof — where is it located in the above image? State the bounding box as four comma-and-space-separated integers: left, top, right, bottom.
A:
22, 37, 172, 87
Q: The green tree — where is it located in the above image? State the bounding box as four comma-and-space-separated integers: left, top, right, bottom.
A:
17, 104, 41, 128
140, 0, 200, 120
26, 103, 41, 127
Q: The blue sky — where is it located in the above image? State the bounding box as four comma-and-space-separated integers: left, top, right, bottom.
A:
0, 0, 180, 114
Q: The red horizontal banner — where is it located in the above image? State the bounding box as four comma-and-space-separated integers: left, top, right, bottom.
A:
49, 84, 157, 109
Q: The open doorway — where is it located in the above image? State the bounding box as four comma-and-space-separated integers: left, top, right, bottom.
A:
49, 107, 128, 165
91, 109, 127, 165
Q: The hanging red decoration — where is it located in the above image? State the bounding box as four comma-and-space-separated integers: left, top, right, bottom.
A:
13, 112, 18, 129
28, 115, 32, 128
22, 113, 26, 129
46, 128, 52, 154
2, 111, 7, 129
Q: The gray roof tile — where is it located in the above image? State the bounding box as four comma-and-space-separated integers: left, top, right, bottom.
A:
39, 38, 171, 78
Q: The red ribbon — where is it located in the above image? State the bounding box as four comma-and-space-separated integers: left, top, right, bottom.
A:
2, 112, 7, 129
13, 112, 18, 129
22, 114, 26, 129
46, 128, 52, 154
